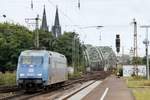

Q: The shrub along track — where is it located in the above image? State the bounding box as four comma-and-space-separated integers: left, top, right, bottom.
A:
0, 71, 111, 100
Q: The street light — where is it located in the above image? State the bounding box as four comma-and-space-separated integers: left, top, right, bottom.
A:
79, 25, 104, 29
1, 15, 16, 24
1, 14, 6, 18
78, 25, 104, 45
140, 25, 150, 80
96, 26, 104, 46
0, 14, 6, 19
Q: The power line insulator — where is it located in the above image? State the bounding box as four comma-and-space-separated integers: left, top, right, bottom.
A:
78, 0, 80, 9
31, 0, 33, 9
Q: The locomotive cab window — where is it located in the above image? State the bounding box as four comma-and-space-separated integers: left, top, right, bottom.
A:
32, 56, 43, 65
20, 56, 43, 65
20, 56, 31, 64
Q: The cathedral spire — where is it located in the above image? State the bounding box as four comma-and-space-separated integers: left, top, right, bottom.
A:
52, 6, 61, 37
41, 5, 48, 31
54, 6, 60, 26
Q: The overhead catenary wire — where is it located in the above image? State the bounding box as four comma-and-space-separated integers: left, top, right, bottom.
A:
47, 0, 76, 25
47, 0, 88, 33
63, 24, 146, 29
47, 0, 88, 41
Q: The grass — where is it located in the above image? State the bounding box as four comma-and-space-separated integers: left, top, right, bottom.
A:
132, 88, 150, 100
127, 80, 150, 88
126, 76, 150, 100
126, 76, 150, 88
0, 72, 16, 86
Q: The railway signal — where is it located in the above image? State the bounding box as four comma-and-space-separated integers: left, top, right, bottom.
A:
115, 34, 120, 53
25, 15, 40, 48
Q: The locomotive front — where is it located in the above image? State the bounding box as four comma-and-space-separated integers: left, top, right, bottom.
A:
16, 50, 46, 90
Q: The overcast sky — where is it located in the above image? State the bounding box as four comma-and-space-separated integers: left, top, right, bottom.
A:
0, 0, 150, 56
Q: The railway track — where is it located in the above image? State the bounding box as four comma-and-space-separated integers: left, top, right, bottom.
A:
0, 71, 111, 100
0, 85, 20, 93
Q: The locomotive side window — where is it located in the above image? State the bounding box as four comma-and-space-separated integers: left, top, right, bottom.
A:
49, 57, 51, 64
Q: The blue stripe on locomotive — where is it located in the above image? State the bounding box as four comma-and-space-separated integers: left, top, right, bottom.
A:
16, 50, 51, 86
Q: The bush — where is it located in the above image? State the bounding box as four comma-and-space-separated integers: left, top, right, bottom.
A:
68, 71, 82, 79
143, 82, 150, 86
116, 67, 123, 76
0, 72, 16, 86
128, 76, 146, 81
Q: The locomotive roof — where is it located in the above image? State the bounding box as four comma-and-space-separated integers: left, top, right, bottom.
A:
20, 50, 66, 59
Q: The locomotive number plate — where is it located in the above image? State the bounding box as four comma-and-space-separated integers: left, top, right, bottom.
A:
28, 68, 34, 72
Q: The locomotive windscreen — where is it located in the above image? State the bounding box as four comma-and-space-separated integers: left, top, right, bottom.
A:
20, 56, 43, 65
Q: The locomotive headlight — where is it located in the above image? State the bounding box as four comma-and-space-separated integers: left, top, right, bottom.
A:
37, 74, 42, 77
29, 65, 34, 67
20, 73, 25, 77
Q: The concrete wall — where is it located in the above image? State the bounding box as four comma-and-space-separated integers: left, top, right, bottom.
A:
123, 65, 146, 77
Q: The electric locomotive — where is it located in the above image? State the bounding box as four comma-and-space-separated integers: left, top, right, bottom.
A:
16, 50, 68, 90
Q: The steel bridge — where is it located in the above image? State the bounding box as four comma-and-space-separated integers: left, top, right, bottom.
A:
84, 45, 117, 71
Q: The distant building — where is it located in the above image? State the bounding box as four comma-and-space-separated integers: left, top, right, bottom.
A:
120, 54, 131, 65
52, 7, 61, 38
41, 5, 48, 31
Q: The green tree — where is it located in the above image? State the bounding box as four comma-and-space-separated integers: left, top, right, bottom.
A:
0, 23, 33, 71
53, 32, 75, 65
132, 57, 144, 65
33, 29, 54, 50
53, 32, 84, 70
0, 23, 85, 73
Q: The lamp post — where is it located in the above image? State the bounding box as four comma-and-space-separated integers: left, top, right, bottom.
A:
72, 33, 79, 73
96, 26, 104, 45
141, 25, 150, 80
